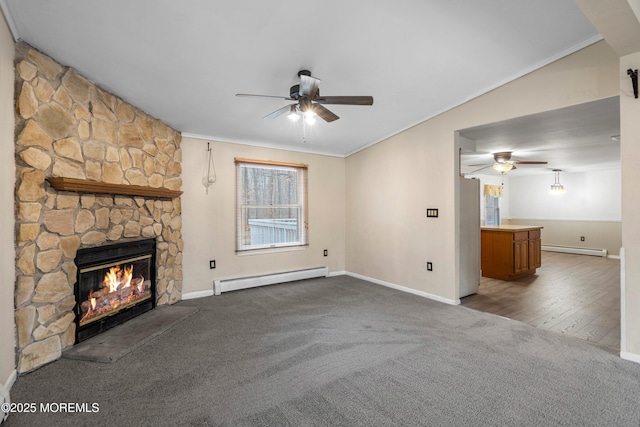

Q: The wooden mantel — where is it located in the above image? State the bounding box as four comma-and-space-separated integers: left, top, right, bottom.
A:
46, 177, 183, 199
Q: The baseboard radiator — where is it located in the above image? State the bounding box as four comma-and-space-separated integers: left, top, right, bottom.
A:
541, 245, 607, 257
214, 267, 328, 295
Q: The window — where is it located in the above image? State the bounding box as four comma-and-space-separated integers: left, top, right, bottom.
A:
483, 184, 502, 226
236, 158, 308, 251
485, 196, 500, 226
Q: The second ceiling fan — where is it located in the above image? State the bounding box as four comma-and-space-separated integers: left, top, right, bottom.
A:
470, 151, 548, 174
236, 70, 373, 123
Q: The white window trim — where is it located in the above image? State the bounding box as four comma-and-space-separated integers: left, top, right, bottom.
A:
235, 158, 308, 253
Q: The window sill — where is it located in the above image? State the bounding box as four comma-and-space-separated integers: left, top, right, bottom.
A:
236, 245, 308, 256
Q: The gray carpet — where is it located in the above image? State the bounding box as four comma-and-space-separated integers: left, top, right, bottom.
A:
5, 275, 640, 426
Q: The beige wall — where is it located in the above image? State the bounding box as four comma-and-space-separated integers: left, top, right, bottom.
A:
181, 138, 345, 295
346, 41, 619, 302
346, 119, 459, 301
621, 51, 640, 357
509, 219, 621, 256
0, 10, 16, 388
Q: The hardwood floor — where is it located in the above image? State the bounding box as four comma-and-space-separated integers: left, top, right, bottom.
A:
461, 251, 620, 350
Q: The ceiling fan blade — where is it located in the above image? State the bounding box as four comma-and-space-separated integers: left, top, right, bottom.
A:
312, 103, 340, 122
467, 163, 519, 174
263, 103, 296, 119
236, 93, 294, 101
315, 96, 374, 105
468, 164, 494, 174
299, 74, 320, 98
515, 161, 548, 164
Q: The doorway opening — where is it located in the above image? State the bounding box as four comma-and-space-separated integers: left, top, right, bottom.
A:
456, 97, 621, 350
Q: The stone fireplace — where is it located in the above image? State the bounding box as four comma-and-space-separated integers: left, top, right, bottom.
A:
14, 42, 183, 373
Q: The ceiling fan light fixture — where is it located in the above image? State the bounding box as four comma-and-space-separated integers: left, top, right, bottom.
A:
303, 109, 317, 125
287, 105, 300, 122
550, 169, 565, 194
493, 162, 514, 173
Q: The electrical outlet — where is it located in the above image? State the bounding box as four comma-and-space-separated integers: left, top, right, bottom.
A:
427, 262, 433, 271
209, 260, 216, 269
580, 236, 585, 242
323, 249, 328, 257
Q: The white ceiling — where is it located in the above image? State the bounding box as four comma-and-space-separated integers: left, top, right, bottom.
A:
460, 96, 620, 176
1, 0, 602, 157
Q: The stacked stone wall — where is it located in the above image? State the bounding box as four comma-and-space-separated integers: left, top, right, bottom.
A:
14, 42, 183, 373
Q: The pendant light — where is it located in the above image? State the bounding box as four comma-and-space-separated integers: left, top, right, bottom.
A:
550, 169, 564, 194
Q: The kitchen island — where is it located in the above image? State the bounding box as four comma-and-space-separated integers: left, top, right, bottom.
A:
480, 225, 543, 281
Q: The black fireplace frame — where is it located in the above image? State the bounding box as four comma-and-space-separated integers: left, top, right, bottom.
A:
74, 238, 156, 342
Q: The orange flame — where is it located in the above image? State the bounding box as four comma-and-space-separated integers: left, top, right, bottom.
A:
81, 262, 151, 326
103, 264, 134, 292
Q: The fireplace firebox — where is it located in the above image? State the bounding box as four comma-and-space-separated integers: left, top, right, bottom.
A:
74, 239, 156, 342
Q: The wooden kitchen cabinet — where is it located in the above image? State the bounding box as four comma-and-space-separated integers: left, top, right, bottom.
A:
481, 225, 543, 281
528, 229, 542, 269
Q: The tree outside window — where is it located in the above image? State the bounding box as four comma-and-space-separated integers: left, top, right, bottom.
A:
236, 159, 308, 251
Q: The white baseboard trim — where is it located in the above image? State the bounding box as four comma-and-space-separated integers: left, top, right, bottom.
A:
344, 272, 460, 306
182, 269, 459, 306
1, 370, 16, 423
620, 352, 640, 364
181, 289, 215, 300
2, 370, 16, 392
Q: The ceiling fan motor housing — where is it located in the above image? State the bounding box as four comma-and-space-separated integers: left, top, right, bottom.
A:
291, 70, 317, 100
290, 85, 319, 100
290, 84, 300, 99
494, 151, 512, 163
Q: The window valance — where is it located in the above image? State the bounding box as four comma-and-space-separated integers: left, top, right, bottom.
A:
484, 184, 503, 197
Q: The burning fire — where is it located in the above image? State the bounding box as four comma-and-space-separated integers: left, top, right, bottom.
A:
103, 264, 135, 292
79, 262, 151, 326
